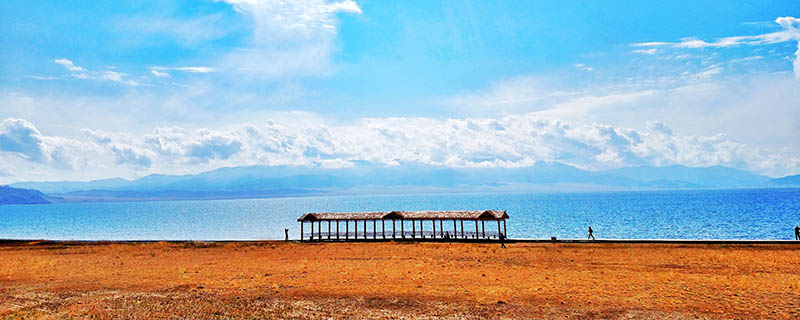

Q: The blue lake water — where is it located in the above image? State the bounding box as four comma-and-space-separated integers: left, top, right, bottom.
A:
1, 188, 799, 240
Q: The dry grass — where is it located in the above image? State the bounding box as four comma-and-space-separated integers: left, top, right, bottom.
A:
1, 241, 798, 319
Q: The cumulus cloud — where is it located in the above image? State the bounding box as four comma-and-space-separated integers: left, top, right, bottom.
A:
0, 118, 47, 162
186, 129, 243, 162
217, 0, 362, 77
7, 114, 799, 178
1, 118, 88, 169
634, 16, 800, 80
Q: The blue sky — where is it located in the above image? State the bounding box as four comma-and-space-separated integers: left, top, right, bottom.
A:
1, 0, 799, 183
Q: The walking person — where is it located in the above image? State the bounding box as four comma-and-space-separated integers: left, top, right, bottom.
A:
588, 226, 595, 240
285, 228, 289, 241
499, 232, 507, 248
795, 225, 799, 241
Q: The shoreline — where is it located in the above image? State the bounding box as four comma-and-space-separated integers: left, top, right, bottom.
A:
2, 238, 798, 245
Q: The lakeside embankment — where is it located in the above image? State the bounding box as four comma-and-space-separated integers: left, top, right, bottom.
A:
1, 241, 798, 319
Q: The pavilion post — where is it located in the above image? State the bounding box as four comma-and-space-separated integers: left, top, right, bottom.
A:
346, 220, 349, 240
412, 219, 416, 238
497, 219, 501, 238
382, 219, 386, 239
301, 221, 304, 241
373, 220, 377, 239
328, 221, 331, 240
355, 219, 358, 240
310, 221, 315, 241
460, 220, 464, 238
318, 221, 322, 240
336, 220, 340, 240
503, 219, 507, 237
392, 219, 396, 239
420, 220, 424, 238
453, 220, 457, 239
401, 219, 405, 238
432, 219, 436, 239
482, 220, 486, 238
475, 220, 479, 238
439, 220, 443, 238
364, 220, 367, 239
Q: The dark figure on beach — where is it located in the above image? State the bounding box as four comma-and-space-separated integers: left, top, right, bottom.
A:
588, 226, 595, 240
285, 228, 289, 241
499, 233, 506, 248
795, 225, 799, 241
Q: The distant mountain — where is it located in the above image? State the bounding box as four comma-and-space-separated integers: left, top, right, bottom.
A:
10, 163, 781, 203
0, 186, 50, 205
770, 174, 800, 186
603, 165, 770, 188
11, 178, 130, 194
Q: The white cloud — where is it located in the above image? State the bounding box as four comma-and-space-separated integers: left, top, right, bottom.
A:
151, 66, 215, 73
632, 48, 658, 55
634, 16, 800, 80
0, 118, 47, 162
5, 109, 797, 181
0, 118, 90, 170
53, 58, 139, 86
53, 58, 86, 72
575, 63, 594, 71
217, 0, 362, 78
151, 70, 171, 78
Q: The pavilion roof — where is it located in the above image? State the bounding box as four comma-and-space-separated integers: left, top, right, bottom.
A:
297, 210, 508, 221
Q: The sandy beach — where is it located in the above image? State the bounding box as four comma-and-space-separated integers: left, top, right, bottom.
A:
1, 240, 798, 319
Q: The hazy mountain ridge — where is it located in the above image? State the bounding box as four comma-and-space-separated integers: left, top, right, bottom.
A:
0, 186, 51, 204
769, 174, 800, 186
8, 163, 795, 203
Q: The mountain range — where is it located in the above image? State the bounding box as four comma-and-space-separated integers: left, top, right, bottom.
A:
3, 162, 798, 204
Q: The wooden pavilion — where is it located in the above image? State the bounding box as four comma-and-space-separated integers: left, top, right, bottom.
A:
297, 210, 509, 241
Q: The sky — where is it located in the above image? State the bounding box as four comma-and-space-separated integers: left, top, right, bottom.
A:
1, 0, 799, 183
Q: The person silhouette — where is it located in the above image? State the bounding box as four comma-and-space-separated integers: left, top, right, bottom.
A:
285, 228, 289, 241
588, 226, 595, 240
499, 232, 507, 248
794, 225, 799, 241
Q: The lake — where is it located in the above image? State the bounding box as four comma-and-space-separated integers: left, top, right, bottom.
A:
1, 188, 799, 240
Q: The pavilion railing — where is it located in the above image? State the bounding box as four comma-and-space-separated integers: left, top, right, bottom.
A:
302, 230, 501, 241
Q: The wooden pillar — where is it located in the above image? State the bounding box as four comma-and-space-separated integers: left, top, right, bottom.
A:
346, 220, 349, 240
453, 219, 457, 239
432, 219, 436, 239
497, 219, 501, 238
301, 221, 304, 241
364, 220, 367, 239
382, 219, 386, 239
401, 219, 405, 238
412, 219, 416, 238
336, 220, 340, 240
460, 220, 464, 238
481, 220, 486, 238
310, 221, 315, 241
503, 219, 507, 237
420, 220, 424, 238
328, 221, 331, 240
318, 221, 322, 240
373, 220, 377, 239
392, 219, 396, 239
354, 219, 358, 240
439, 220, 444, 238
475, 220, 479, 238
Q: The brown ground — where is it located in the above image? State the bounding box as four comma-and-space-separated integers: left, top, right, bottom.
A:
0, 241, 798, 319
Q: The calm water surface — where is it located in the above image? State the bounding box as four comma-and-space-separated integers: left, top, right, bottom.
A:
1, 188, 799, 240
